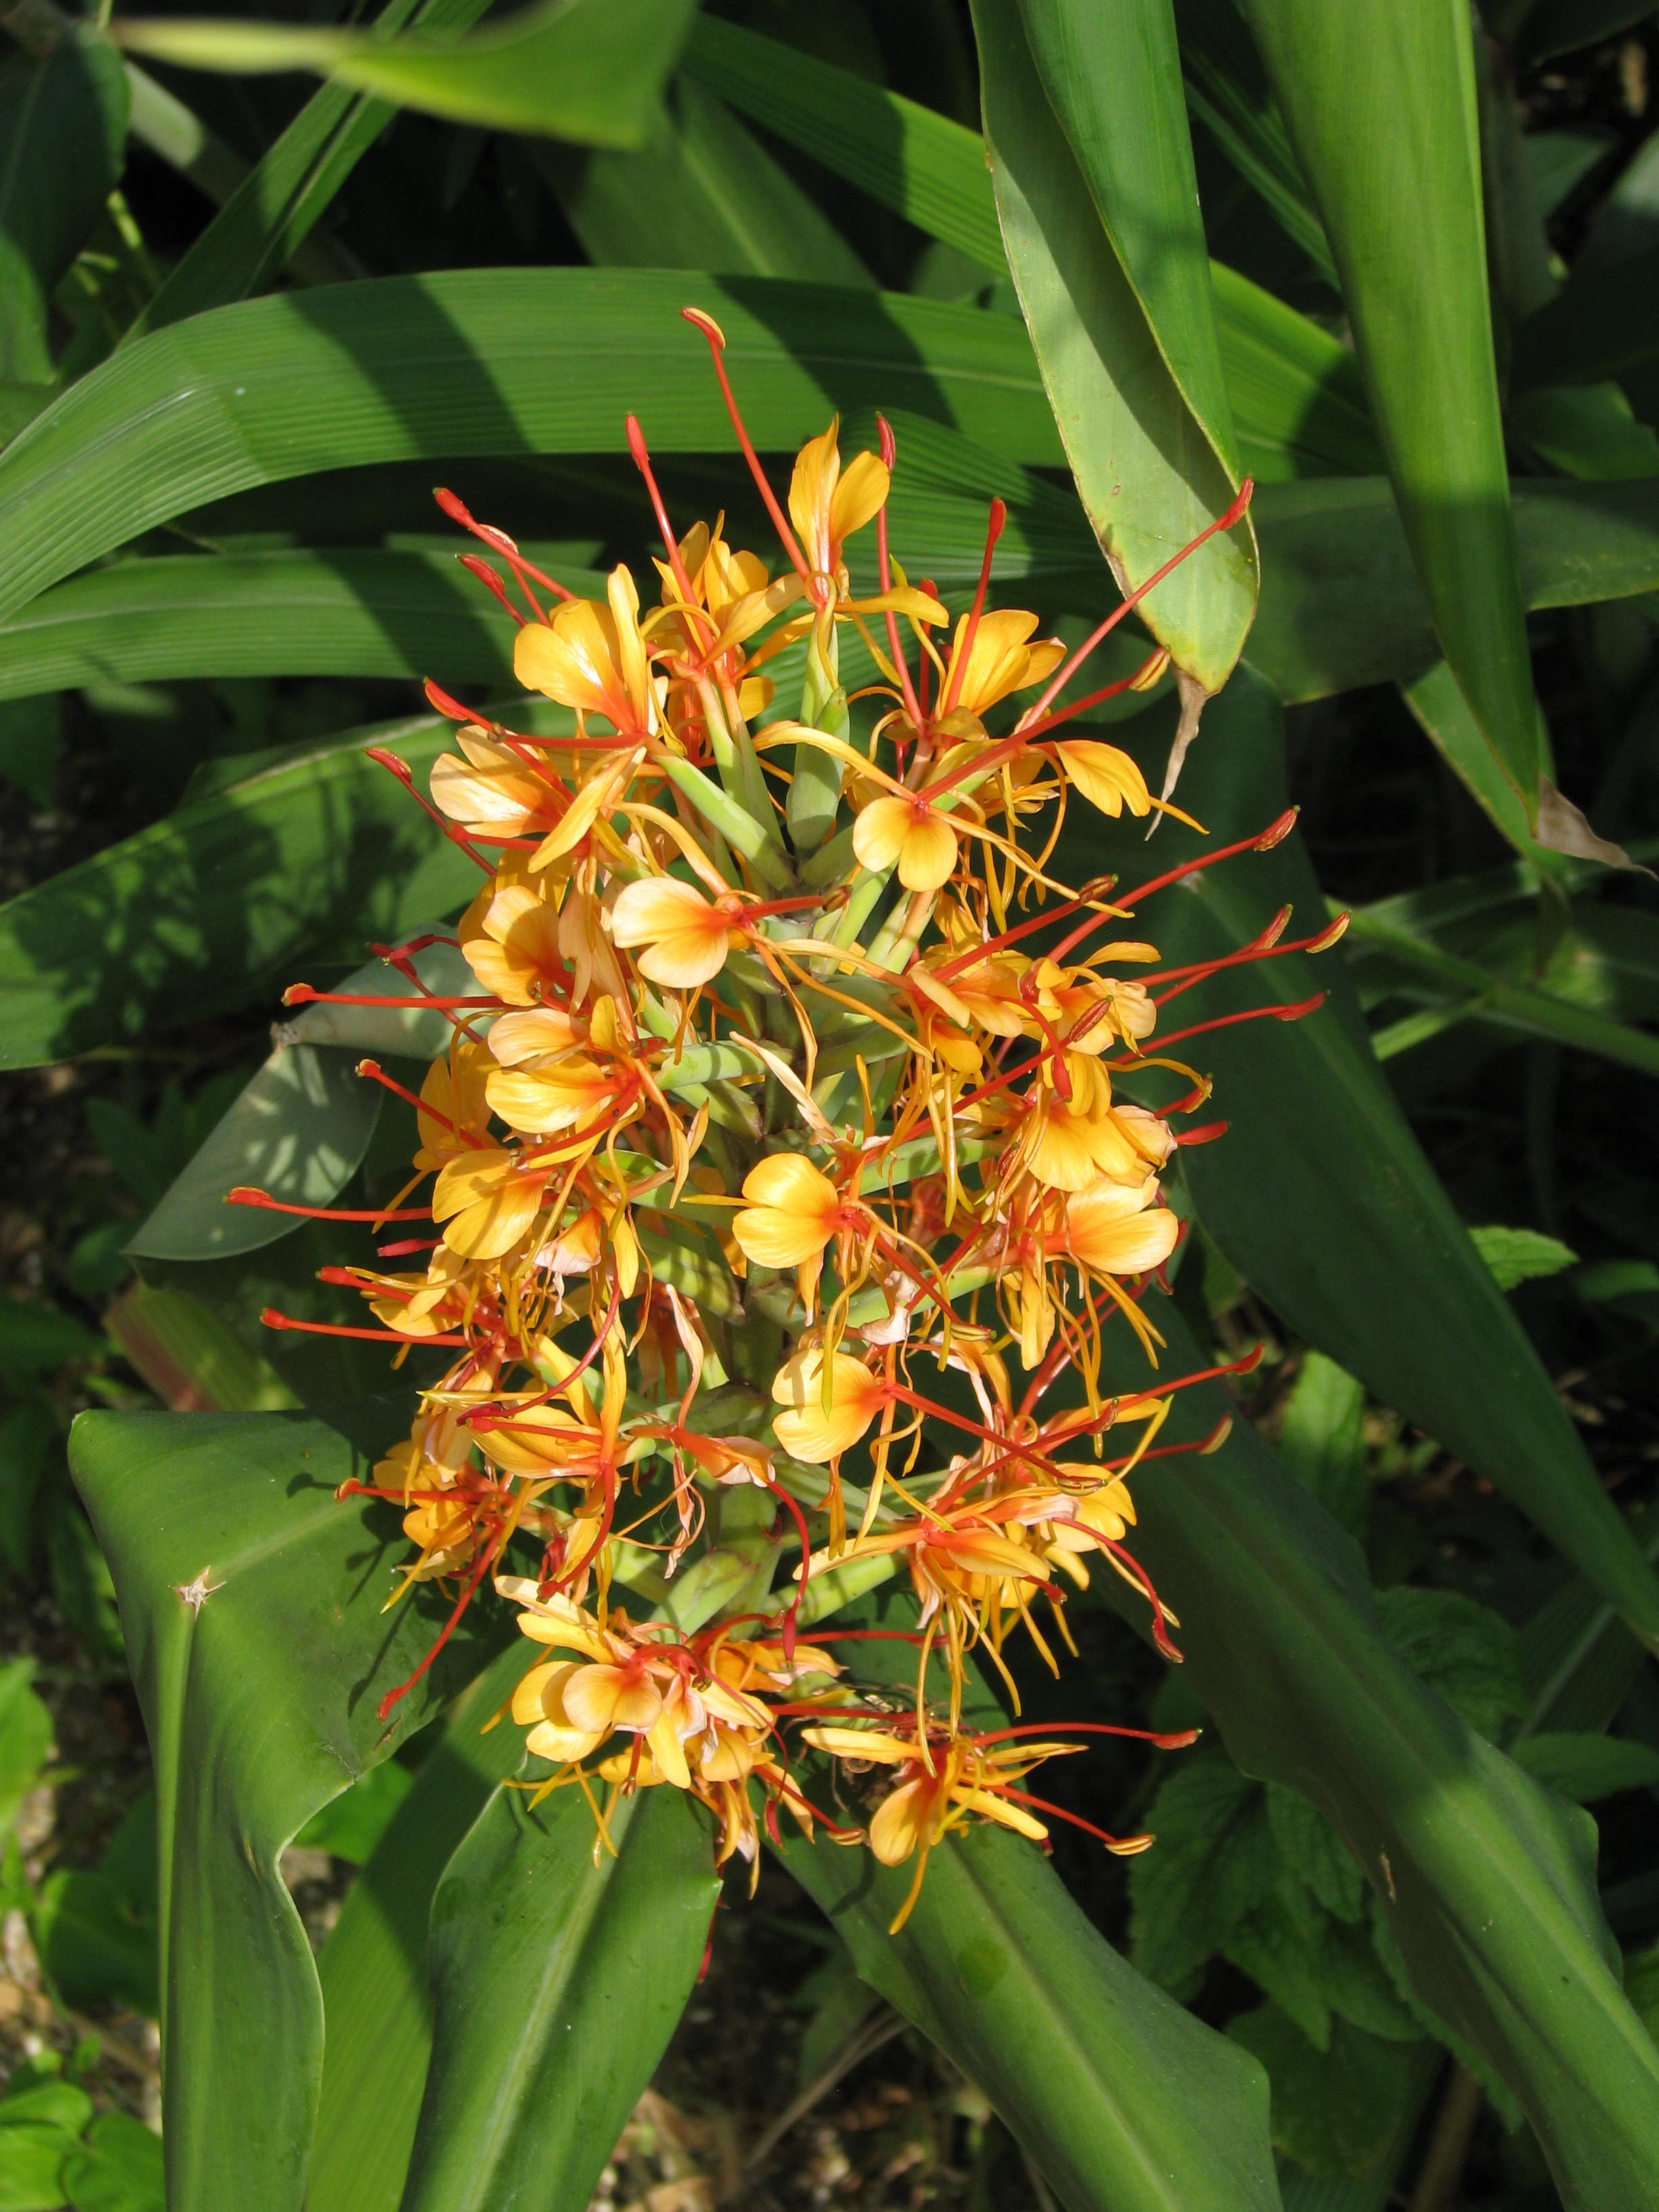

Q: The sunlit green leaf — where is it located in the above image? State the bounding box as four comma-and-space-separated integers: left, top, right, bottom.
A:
127, 0, 496, 339
0, 30, 127, 383
970, 0, 1256, 707
0, 714, 476, 1069
1241, 0, 1540, 813
308, 1645, 530, 2212
117, 0, 697, 146
0, 272, 1061, 630
69, 1406, 514, 2212
125, 1044, 383, 1263
398, 1786, 718, 2212
1119, 670, 1659, 1646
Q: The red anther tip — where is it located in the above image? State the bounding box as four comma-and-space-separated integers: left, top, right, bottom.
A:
433, 486, 468, 522
227, 1186, 273, 1208
1173, 1120, 1228, 1147
356, 1058, 382, 1080
281, 983, 316, 1006
1153, 1728, 1202, 1749
987, 497, 1008, 538
1255, 807, 1298, 851
681, 306, 726, 349
424, 680, 473, 722
365, 747, 414, 785
625, 414, 649, 463
1313, 913, 1351, 950
876, 413, 896, 468
260, 1307, 289, 1330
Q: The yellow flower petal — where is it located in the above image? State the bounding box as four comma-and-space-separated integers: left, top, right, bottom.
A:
610, 876, 732, 988
1054, 740, 1151, 819
853, 796, 958, 892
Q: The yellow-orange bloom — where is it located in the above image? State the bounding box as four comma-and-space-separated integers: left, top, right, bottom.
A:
771, 1348, 889, 1461
611, 876, 735, 988
853, 794, 960, 893
789, 417, 890, 583
514, 566, 658, 739
732, 1153, 842, 1269
1064, 1179, 1180, 1277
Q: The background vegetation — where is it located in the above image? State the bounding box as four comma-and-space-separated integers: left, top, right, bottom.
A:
4, 1, 1659, 2207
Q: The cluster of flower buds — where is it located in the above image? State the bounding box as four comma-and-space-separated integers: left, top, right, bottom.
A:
251, 310, 1345, 1927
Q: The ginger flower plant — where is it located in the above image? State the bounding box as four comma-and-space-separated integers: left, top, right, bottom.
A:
251, 309, 1345, 1931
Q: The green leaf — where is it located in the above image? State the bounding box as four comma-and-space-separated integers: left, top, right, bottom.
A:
1275, 1352, 1367, 1537
972, 0, 1256, 704
0, 1660, 52, 1839
1515, 240, 1659, 394
1139, 670, 1659, 1647
396, 1785, 718, 2212
1511, 1732, 1659, 1804
782, 1816, 1283, 2212
1174, 0, 1335, 285
1111, 1291, 1659, 2205
0, 714, 478, 1070
681, 15, 1006, 273
0, 1404, 53, 1578
59, 2113, 165, 2212
128, 0, 496, 339
102, 1282, 300, 1414
0, 272, 1061, 630
680, 16, 1378, 482
1372, 1589, 1528, 1744
0, 2085, 92, 2135
1343, 892, 1659, 1081
1469, 1225, 1580, 1292
0, 30, 128, 383
1247, 476, 1659, 709
285, 934, 482, 1060
1127, 1755, 1277, 1996
291, 1755, 413, 1864
0, 2118, 77, 2210
539, 77, 873, 285
1227, 2008, 1428, 2182
0, 547, 547, 703
68, 1407, 515, 2212
1240, 0, 1539, 814
0, 1303, 106, 1378
124, 1044, 383, 1263
1516, 0, 1659, 64
116, 0, 697, 146
308, 1643, 530, 2212
1519, 1504, 1659, 1736
36, 1794, 159, 2020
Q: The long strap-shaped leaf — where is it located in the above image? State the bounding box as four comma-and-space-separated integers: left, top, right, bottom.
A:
974, 0, 1256, 718
308, 1645, 531, 2212
0, 548, 557, 700
396, 1786, 718, 2212
1237, 0, 1540, 817
780, 1816, 1283, 2212
1107, 1303, 1659, 2208
769, 1595, 1282, 2211
1128, 668, 1659, 1647
0, 270, 1060, 626
680, 16, 1379, 483
126, 0, 496, 338
0, 714, 477, 1068
68, 1408, 516, 2212
115, 0, 697, 143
